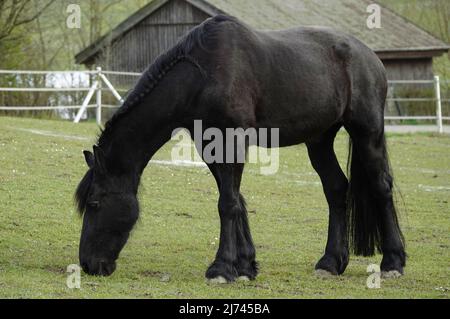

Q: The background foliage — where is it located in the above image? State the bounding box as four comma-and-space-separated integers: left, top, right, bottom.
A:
0, 0, 447, 73
0, 0, 148, 70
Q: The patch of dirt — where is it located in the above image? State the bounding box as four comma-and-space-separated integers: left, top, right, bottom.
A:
43, 265, 65, 274
175, 212, 193, 218
139, 270, 171, 282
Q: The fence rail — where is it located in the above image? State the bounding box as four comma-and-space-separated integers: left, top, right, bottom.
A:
0, 87, 92, 92
0, 68, 125, 125
0, 69, 97, 75
0, 105, 96, 111
0, 69, 448, 133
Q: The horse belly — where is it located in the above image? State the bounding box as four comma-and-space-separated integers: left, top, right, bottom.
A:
256, 85, 344, 147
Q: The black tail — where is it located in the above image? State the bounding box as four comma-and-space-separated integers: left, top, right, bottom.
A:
346, 134, 404, 256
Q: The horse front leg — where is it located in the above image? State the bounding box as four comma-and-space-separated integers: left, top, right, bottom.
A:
206, 163, 257, 283
234, 193, 258, 280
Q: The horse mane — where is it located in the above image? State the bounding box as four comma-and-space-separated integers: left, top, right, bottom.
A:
97, 14, 242, 148
75, 168, 94, 215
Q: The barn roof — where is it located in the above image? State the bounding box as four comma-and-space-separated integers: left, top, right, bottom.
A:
76, 0, 450, 64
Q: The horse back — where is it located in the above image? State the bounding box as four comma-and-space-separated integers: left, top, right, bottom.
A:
193, 16, 386, 144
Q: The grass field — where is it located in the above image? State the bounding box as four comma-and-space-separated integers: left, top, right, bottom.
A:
0, 116, 449, 299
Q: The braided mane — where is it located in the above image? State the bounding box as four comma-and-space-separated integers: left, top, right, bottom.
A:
96, 15, 243, 148
104, 54, 204, 132
97, 24, 216, 147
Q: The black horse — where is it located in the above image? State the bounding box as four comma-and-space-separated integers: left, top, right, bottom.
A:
75, 15, 405, 281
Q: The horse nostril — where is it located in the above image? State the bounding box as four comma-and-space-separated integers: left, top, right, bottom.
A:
98, 261, 105, 275
81, 259, 116, 276
97, 260, 116, 276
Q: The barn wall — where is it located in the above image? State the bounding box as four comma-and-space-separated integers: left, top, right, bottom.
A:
382, 58, 435, 117
382, 58, 434, 80
94, 0, 210, 74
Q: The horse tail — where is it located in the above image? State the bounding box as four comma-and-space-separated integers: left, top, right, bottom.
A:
346, 133, 404, 256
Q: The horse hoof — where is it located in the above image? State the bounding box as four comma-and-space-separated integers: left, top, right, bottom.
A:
381, 270, 402, 279
207, 276, 229, 284
315, 269, 336, 277
237, 276, 250, 282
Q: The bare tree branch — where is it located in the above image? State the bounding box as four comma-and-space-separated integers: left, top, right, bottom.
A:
0, 0, 55, 41
15, 0, 55, 26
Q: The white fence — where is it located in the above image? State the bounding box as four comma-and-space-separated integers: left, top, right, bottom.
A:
0, 68, 141, 126
385, 77, 449, 133
0, 69, 448, 133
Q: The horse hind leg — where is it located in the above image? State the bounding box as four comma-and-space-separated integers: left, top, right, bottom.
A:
306, 124, 349, 276
345, 120, 406, 277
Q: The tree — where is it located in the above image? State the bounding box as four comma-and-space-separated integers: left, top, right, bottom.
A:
0, 0, 55, 41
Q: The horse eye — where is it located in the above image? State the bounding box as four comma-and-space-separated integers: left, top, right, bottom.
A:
87, 201, 100, 210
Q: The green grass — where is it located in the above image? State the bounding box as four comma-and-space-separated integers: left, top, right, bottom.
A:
0, 116, 449, 299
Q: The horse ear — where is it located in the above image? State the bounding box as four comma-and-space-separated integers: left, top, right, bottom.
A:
93, 145, 107, 173
83, 151, 94, 168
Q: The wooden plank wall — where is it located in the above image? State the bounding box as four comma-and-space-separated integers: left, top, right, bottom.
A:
95, 0, 210, 78
383, 58, 434, 80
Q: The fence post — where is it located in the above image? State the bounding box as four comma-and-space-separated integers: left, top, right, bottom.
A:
96, 67, 102, 126
434, 75, 443, 134
98, 72, 124, 104
73, 80, 98, 123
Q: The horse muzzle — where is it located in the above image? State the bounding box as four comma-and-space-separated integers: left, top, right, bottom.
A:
81, 258, 117, 277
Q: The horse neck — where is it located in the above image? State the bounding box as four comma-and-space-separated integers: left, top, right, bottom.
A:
100, 63, 203, 181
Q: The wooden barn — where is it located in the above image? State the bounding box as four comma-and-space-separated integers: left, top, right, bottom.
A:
75, 0, 449, 81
